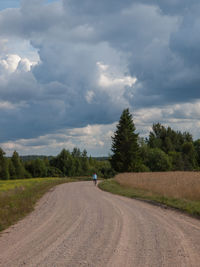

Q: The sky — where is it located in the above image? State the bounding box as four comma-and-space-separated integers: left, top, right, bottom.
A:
0, 0, 200, 156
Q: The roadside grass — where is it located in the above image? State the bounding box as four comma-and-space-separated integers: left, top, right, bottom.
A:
0, 177, 87, 232
98, 179, 200, 218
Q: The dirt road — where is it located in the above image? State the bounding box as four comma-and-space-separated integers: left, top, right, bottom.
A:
0, 182, 200, 267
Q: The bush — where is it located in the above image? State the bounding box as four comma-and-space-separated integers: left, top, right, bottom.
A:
135, 163, 150, 172
100, 167, 116, 179
146, 148, 172, 171
168, 151, 184, 171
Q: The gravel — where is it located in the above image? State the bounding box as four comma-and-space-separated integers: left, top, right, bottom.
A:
0, 181, 200, 266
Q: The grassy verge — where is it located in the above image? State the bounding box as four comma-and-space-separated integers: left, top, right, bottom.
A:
99, 179, 200, 218
0, 177, 82, 232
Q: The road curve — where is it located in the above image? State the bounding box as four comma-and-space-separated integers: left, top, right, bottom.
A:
0, 181, 200, 267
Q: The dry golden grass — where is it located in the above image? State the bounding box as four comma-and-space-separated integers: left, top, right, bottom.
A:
115, 172, 200, 201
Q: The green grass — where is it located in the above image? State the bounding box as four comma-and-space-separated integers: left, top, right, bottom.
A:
99, 179, 200, 218
0, 177, 84, 232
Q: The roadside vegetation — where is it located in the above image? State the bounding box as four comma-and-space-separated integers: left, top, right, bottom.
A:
0, 148, 114, 181
1, 108, 200, 183
97, 108, 199, 217
110, 108, 200, 173
0, 177, 85, 232
99, 175, 200, 218
0, 147, 113, 232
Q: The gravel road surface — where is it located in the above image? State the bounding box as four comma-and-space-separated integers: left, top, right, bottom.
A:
0, 181, 200, 267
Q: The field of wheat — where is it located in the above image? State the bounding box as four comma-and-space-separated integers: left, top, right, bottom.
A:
115, 172, 200, 201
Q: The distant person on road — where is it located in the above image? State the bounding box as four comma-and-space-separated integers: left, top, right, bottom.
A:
92, 173, 97, 186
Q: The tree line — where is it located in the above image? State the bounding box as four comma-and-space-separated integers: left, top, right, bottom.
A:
1, 108, 200, 179
0, 148, 114, 180
110, 109, 200, 172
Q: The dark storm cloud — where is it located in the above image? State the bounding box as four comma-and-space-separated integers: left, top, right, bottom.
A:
0, 0, 200, 142
62, 0, 200, 106
131, 0, 197, 15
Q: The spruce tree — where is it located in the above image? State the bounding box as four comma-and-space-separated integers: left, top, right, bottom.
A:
111, 109, 140, 172
11, 151, 25, 179
0, 148, 9, 180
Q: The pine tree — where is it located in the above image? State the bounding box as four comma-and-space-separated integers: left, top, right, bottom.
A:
81, 149, 89, 174
32, 159, 47, 177
111, 109, 140, 172
8, 159, 16, 179
52, 149, 72, 176
11, 151, 25, 179
0, 148, 9, 180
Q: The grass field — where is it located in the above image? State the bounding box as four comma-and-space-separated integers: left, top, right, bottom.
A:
0, 178, 67, 192
99, 172, 200, 218
115, 172, 200, 201
0, 177, 81, 232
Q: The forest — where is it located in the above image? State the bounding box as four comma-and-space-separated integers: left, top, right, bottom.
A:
139, 123, 200, 172
0, 148, 114, 180
1, 109, 200, 180
111, 109, 200, 173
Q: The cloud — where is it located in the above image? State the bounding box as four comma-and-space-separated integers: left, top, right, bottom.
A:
0, 54, 36, 74
0, 54, 21, 73
0, 101, 17, 110
0, 123, 116, 156
135, 101, 200, 138
97, 62, 136, 88
0, 0, 200, 155
2, 100, 200, 157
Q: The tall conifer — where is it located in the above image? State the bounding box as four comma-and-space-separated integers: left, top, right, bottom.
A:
0, 148, 9, 179
111, 109, 140, 172
11, 151, 25, 179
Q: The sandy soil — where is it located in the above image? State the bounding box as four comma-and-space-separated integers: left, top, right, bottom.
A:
0, 181, 200, 267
